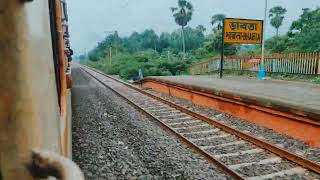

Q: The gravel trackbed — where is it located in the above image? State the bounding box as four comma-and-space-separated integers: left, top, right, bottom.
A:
71, 67, 230, 179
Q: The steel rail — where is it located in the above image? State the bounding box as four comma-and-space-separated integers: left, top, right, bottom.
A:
140, 79, 320, 126
82, 65, 320, 175
81, 67, 245, 179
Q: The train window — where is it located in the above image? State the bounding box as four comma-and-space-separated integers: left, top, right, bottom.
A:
49, 0, 61, 105
61, 1, 68, 21
62, 24, 69, 37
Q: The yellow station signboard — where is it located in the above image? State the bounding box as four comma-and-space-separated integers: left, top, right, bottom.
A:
224, 18, 263, 44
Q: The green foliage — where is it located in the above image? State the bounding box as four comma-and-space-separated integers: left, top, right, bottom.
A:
265, 36, 291, 53
203, 32, 237, 55
238, 45, 261, 55
208, 14, 236, 55
85, 25, 237, 80
171, 0, 194, 57
86, 50, 192, 79
171, 0, 193, 27
269, 6, 287, 36
211, 14, 226, 31
122, 30, 158, 53
265, 8, 320, 53
88, 31, 121, 61
182, 27, 205, 51
88, 27, 206, 62
86, 7, 320, 80
196, 25, 206, 32
288, 8, 320, 52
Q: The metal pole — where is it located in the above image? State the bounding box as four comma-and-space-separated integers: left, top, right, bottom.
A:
109, 47, 112, 66
220, 20, 225, 79
261, 0, 268, 65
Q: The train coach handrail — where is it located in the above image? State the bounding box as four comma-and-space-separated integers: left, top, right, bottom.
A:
28, 149, 84, 180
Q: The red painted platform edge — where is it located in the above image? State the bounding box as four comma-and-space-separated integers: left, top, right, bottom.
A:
137, 77, 320, 123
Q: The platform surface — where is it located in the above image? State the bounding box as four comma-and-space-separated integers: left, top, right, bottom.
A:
144, 75, 320, 115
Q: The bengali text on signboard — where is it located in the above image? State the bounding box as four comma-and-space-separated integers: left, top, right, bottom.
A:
224, 18, 263, 44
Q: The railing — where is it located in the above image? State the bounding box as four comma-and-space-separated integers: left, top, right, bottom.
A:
190, 53, 320, 75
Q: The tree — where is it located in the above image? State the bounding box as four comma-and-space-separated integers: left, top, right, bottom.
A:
140, 29, 159, 51
204, 32, 237, 55
289, 8, 312, 33
265, 36, 290, 53
159, 32, 171, 52
196, 25, 206, 33
184, 27, 205, 50
269, 6, 287, 37
288, 8, 320, 52
171, 0, 193, 59
264, 8, 320, 53
211, 14, 226, 31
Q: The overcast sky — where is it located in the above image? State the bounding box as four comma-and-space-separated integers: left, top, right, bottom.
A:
67, 0, 320, 55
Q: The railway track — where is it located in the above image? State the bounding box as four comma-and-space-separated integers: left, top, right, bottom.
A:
81, 66, 320, 180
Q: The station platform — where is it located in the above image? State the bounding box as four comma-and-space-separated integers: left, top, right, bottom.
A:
139, 75, 320, 147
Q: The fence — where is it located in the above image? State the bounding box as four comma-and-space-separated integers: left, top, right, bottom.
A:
190, 53, 320, 75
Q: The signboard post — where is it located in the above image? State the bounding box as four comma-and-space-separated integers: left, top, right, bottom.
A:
220, 18, 263, 78
220, 21, 225, 79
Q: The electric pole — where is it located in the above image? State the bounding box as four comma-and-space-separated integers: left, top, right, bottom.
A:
262, 0, 268, 65
258, 0, 268, 80
109, 46, 112, 66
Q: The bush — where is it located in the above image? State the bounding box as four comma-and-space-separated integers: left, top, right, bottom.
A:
84, 50, 192, 79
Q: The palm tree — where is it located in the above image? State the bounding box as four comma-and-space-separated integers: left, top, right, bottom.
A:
269, 6, 287, 37
171, 0, 193, 59
211, 14, 226, 32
